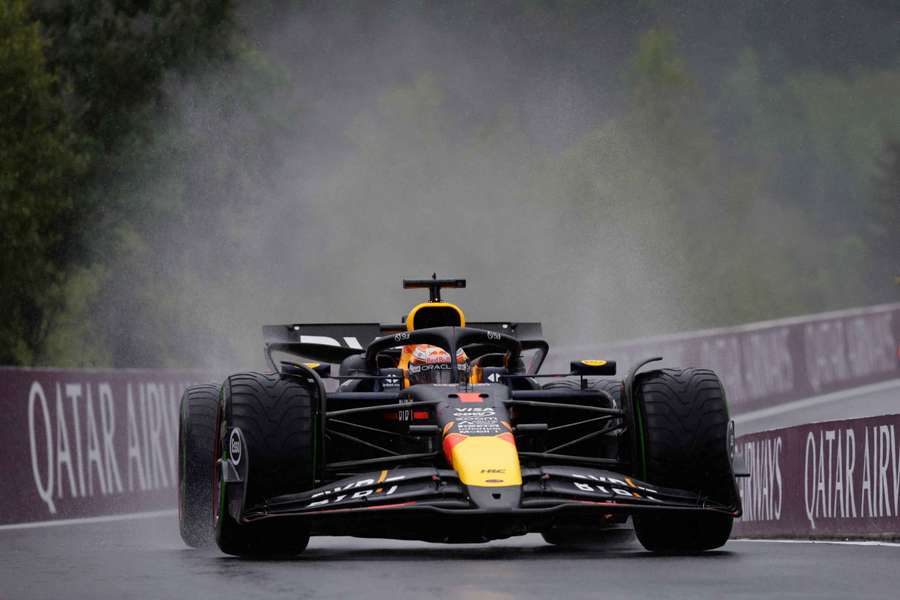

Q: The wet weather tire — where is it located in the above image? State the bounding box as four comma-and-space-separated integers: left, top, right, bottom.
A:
541, 379, 622, 408
216, 502, 310, 557
633, 511, 733, 554
215, 372, 317, 556
541, 526, 633, 547
630, 368, 735, 553
178, 384, 220, 548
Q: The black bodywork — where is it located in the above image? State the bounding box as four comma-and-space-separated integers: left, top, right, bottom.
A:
220, 321, 745, 543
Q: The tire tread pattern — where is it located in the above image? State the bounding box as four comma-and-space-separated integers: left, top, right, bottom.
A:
215, 372, 315, 556
632, 368, 734, 553
225, 372, 315, 506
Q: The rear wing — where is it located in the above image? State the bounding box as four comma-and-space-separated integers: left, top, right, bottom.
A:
263, 321, 545, 366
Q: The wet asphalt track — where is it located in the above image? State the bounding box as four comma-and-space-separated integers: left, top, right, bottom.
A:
3, 381, 898, 599
2, 513, 899, 600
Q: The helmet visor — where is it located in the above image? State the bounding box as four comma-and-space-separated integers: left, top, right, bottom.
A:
407, 346, 469, 385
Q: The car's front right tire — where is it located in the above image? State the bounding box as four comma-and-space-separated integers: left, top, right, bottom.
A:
630, 368, 736, 554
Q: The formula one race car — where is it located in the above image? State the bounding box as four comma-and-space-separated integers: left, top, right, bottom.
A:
178, 277, 744, 555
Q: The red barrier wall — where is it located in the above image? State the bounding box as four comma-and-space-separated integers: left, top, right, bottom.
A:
547, 302, 900, 413
734, 413, 900, 539
0, 368, 208, 526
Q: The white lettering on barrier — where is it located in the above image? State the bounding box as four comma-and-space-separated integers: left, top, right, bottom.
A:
804, 424, 899, 528
742, 328, 794, 401
148, 384, 168, 489
99, 383, 123, 494
845, 314, 897, 379
700, 337, 744, 401
805, 314, 898, 393
65, 384, 86, 497
861, 427, 874, 517
804, 433, 816, 528
552, 306, 898, 408
804, 321, 849, 393
26, 379, 189, 515
893, 425, 900, 517
738, 435, 783, 522
84, 384, 106, 496
126, 385, 146, 492
28, 382, 55, 513
878, 426, 888, 517
55, 383, 77, 499
846, 429, 856, 518
701, 328, 794, 407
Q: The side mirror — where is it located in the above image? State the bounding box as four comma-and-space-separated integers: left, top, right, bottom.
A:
280, 361, 331, 378
570, 359, 616, 376
301, 362, 332, 378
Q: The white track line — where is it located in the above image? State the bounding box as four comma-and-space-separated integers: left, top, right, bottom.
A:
734, 539, 900, 548
0, 509, 176, 532
732, 378, 900, 424
1, 513, 897, 547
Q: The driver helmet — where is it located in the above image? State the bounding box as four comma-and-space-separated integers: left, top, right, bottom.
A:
406, 344, 469, 385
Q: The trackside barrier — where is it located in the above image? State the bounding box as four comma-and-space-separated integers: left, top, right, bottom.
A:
0, 303, 897, 528
734, 414, 900, 539
0, 368, 209, 526
546, 302, 900, 413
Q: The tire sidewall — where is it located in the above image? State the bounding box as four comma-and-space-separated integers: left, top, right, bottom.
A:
178, 384, 220, 548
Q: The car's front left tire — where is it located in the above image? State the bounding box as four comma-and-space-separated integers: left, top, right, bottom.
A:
215, 372, 317, 557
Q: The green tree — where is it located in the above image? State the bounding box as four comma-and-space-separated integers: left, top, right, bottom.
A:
0, 0, 86, 364
871, 141, 900, 291
26, 0, 247, 367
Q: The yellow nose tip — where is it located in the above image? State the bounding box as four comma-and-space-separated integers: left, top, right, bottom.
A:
447, 434, 522, 487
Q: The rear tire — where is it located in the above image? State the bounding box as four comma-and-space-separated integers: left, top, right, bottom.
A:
178, 384, 219, 548
540, 378, 623, 468
630, 368, 735, 553
215, 372, 317, 556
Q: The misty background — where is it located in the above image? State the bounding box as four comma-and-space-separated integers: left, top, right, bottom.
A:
2, 0, 898, 370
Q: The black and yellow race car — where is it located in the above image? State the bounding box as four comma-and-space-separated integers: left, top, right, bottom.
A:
178, 277, 744, 555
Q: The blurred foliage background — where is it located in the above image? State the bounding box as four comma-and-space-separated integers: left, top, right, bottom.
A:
1, 0, 898, 368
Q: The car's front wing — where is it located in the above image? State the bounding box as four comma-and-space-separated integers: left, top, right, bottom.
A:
232, 465, 738, 541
